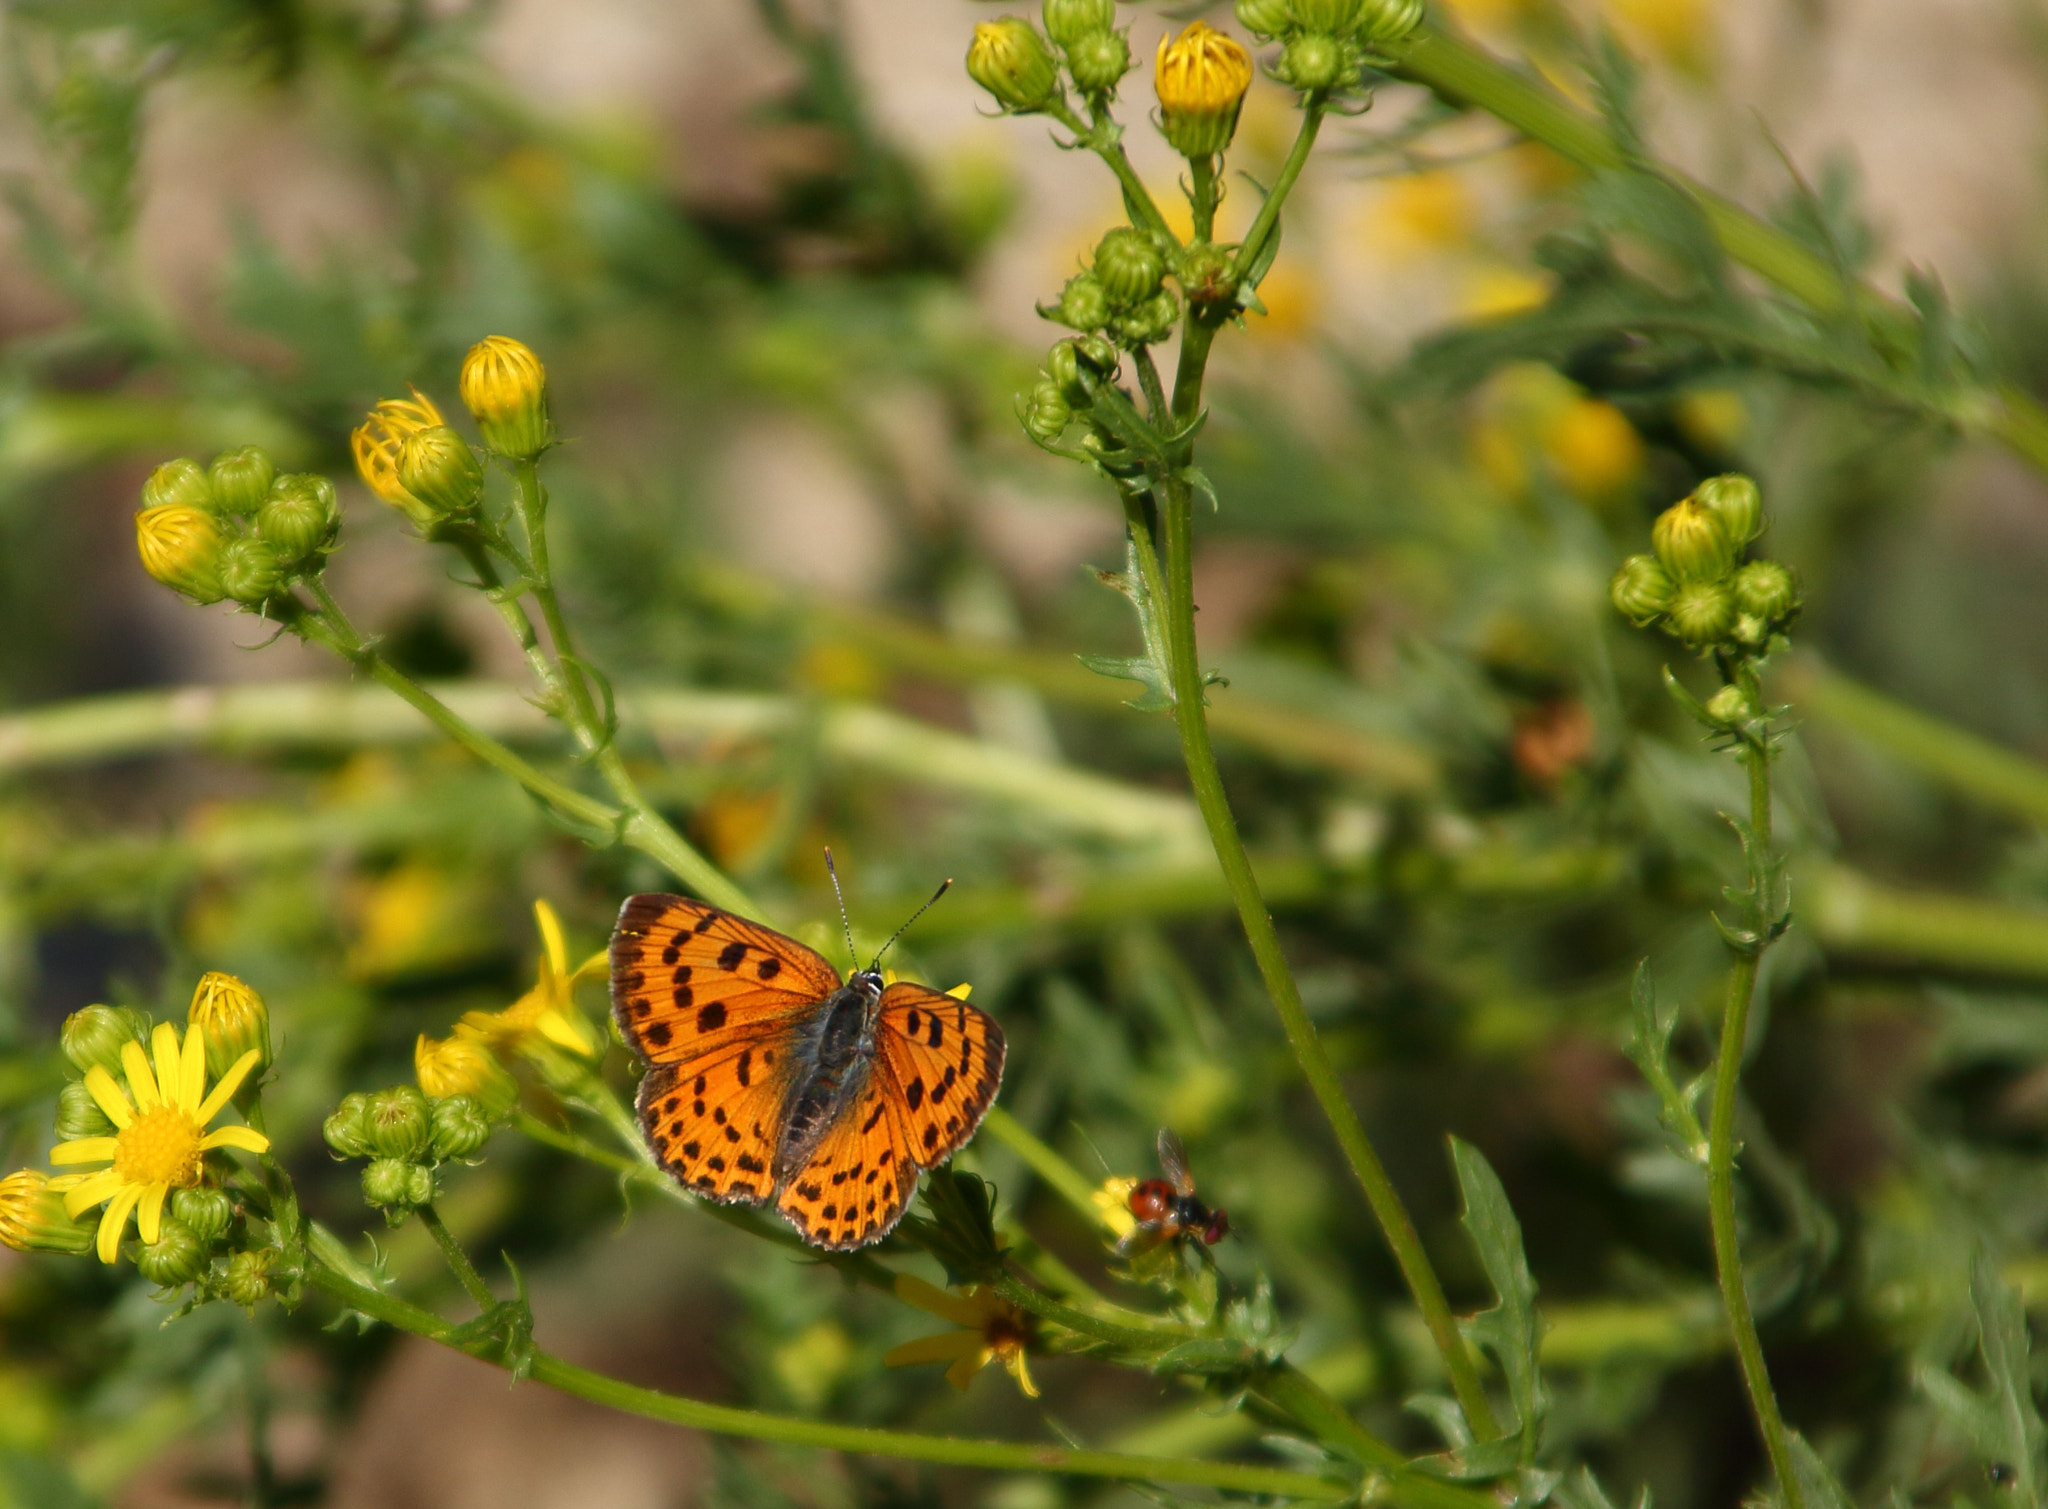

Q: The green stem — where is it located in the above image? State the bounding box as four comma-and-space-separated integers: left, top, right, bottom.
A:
418, 1202, 496, 1314
1704, 739, 1803, 1509
981, 1107, 1107, 1231
1228, 98, 1324, 290
1051, 101, 1176, 244
1188, 154, 1218, 242
301, 1264, 1361, 1501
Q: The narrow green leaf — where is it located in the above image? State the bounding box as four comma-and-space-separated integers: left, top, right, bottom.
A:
1449, 1136, 1547, 1462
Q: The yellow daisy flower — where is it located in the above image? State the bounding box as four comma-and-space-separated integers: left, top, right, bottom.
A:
50, 1022, 268, 1264
883, 1274, 1039, 1397
455, 900, 600, 1059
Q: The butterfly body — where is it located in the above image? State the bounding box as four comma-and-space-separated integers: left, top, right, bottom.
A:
611, 895, 1004, 1250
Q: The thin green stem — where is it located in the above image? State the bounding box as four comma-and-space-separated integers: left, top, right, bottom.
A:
981, 1107, 1107, 1231
1188, 154, 1218, 242
1050, 100, 1177, 244
1705, 741, 1803, 1509
418, 1202, 496, 1314
1228, 98, 1324, 289
301, 1263, 1363, 1501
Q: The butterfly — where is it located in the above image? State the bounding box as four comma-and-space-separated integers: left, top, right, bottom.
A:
608, 874, 1005, 1250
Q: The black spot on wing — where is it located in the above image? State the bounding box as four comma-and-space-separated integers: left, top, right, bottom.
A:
756, 956, 781, 981
717, 941, 747, 971
697, 1002, 726, 1033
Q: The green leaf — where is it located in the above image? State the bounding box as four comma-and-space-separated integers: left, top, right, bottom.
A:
1625, 961, 1706, 1156
1082, 534, 1178, 713
1916, 1249, 2046, 1499
1449, 1136, 1547, 1463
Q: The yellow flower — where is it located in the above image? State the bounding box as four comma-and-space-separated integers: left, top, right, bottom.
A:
50, 1022, 267, 1264
135, 504, 226, 603
1154, 22, 1252, 159
187, 971, 270, 1083
351, 387, 446, 527
883, 1274, 1038, 1396
0, 1170, 94, 1255
1091, 1177, 1138, 1240
456, 900, 600, 1060
459, 336, 552, 460
415, 1031, 518, 1117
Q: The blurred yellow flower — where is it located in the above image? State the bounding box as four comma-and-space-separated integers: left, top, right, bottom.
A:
1461, 265, 1550, 321
1604, 0, 1713, 74
1544, 397, 1644, 499
351, 388, 445, 525
884, 1274, 1038, 1396
1371, 170, 1474, 257
457, 900, 600, 1060
416, 1031, 519, 1116
1091, 1176, 1138, 1239
1675, 388, 1748, 452
50, 1023, 266, 1264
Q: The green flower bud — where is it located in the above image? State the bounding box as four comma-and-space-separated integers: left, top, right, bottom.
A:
1694, 473, 1762, 546
967, 19, 1062, 113
1651, 496, 1735, 585
1276, 31, 1348, 91
1609, 553, 1673, 626
1046, 341, 1087, 405
430, 1095, 492, 1161
1665, 580, 1735, 647
1359, 0, 1424, 44
363, 1085, 431, 1162
1093, 227, 1166, 307
362, 1156, 415, 1209
1235, 0, 1294, 38
142, 458, 217, 515
1732, 612, 1771, 649
1075, 333, 1119, 373
207, 447, 276, 516
1115, 287, 1181, 347
188, 971, 271, 1086
54, 1080, 114, 1141
1177, 241, 1237, 310
1066, 29, 1132, 94
1043, 0, 1113, 47
1022, 382, 1073, 444
257, 474, 339, 566
136, 1218, 208, 1287
1705, 685, 1754, 727
60, 1005, 150, 1078
223, 1247, 275, 1310
136, 505, 227, 604
172, 1186, 235, 1245
218, 537, 285, 605
323, 1092, 374, 1160
405, 1163, 436, 1207
1732, 558, 1799, 624
1054, 272, 1112, 332
1292, 0, 1358, 33
397, 427, 484, 520
0, 1169, 95, 1255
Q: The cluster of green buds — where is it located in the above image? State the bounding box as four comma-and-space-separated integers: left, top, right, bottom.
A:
1043, 0, 1133, 100
1047, 224, 1180, 349
323, 1084, 491, 1226
1234, 0, 1425, 93
135, 448, 339, 607
1019, 333, 1121, 451
1610, 475, 1801, 653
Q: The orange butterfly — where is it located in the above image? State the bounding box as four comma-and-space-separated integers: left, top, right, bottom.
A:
608, 877, 1005, 1250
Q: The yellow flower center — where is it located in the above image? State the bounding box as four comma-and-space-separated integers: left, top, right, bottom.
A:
113, 1105, 204, 1189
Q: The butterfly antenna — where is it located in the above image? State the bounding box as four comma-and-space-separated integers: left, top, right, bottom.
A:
871, 878, 952, 971
824, 848, 859, 972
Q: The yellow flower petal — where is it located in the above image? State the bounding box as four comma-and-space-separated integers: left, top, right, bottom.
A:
884, 1332, 983, 1367
1002, 1349, 1040, 1398
196, 1048, 263, 1125
538, 1008, 596, 1056
570, 948, 609, 985
51, 1138, 119, 1166
894, 1273, 989, 1329
199, 1125, 270, 1156
945, 1346, 995, 1392
62, 1168, 123, 1218
97, 1185, 140, 1263
180, 1020, 207, 1114
945, 984, 972, 1000
535, 900, 568, 981
151, 1023, 183, 1112
121, 1040, 160, 1109
136, 1183, 166, 1245
83, 1065, 133, 1129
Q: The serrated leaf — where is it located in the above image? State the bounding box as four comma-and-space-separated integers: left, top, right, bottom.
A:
1450, 1136, 1547, 1464
1916, 1249, 2046, 1498
1082, 534, 1178, 713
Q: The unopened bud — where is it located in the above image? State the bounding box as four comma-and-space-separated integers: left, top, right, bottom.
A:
61, 1005, 149, 1078
1093, 227, 1166, 307
352, 388, 445, 529
459, 336, 553, 461
257, 474, 339, 566
136, 1218, 207, 1287
223, 1247, 275, 1309
54, 1081, 113, 1141
405, 1163, 435, 1206
136, 505, 227, 604
1694, 473, 1762, 546
142, 458, 217, 515
430, 1094, 493, 1161
1277, 31, 1347, 91
207, 447, 276, 516
1359, 0, 1424, 44
361, 1157, 414, 1209
1067, 29, 1133, 93
1115, 287, 1180, 347
0, 1169, 94, 1255
1292, 0, 1358, 33
218, 537, 286, 605
1177, 240, 1237, 309
323, 1092, 373, 1160
1022, 381, 1073, 444
1046, 341, 1087, 404
188, 972, 271, 1086
1054, 272, 1112, 332
1732, 612, 1771, 648
1075, 333, 1119, 372
415, 1033, 517, 1119
1154, 22, 1253, 158
1732, 558, 1799, 625
1043, 0, 1114, 47
1651, 497, 1735, 585
172, 1186, 234, 1244
1665, 580, 1735, 647
398, 427, 484, 519
1705, 685, 1754, 727
363, 1086, 431, 1162
1609, 553, 1673, 626
967, 19, 1062, 113
1235, 0, 1293, 37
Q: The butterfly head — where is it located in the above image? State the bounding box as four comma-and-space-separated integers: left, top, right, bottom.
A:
848, 968, 886, 1005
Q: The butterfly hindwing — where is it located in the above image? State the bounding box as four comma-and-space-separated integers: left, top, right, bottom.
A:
611, 894, 841, 1066
637, 1041, 794, 1207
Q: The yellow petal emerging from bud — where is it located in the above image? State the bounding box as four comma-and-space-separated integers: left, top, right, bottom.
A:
415, 1033, 519, 1119
136, 504, 227, 603
352, 388, 447, 529
188, 972, 271, 1085
967, 18, 1062, 113
1154, 22, 1252, 158
1651, 496, 1736, 585
0, 1169, 95, 1255
459, 336, 553, 460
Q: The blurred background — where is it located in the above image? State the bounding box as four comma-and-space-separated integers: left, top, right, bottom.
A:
6, 0, 2048, 1504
